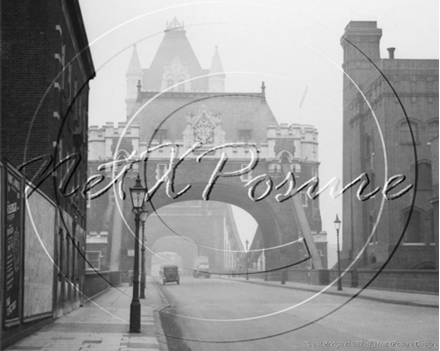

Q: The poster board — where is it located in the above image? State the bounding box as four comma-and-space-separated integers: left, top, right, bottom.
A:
4, 167, 23, 327
0, 162, 3, 338
23, 186, 55, 322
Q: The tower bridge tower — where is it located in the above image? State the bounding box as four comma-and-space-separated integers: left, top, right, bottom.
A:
88, 18, 327, 285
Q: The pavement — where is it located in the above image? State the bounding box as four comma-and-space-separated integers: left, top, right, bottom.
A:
5, 275, 437, 351
5, 276, 170, 351
219, 275, 439, 308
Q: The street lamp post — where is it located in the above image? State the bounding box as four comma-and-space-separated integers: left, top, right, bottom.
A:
245, 239, 249, 280
129, 174, 147, 333
334, 214, 342, 291
140, 211, 148, 299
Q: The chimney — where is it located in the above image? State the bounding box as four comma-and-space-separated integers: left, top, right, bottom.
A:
387, 47, 396, 59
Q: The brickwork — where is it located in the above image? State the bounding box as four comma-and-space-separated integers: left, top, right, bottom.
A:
431, 137, 439, 269
1, 1, 94, 348
341, 21, 439, 271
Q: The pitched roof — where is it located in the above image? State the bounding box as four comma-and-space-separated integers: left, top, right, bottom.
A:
142, 27, 208, 91
126, 45, 142, 77
210, 46, 224, 75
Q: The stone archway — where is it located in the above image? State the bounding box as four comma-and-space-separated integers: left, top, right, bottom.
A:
142, 180, 293, 272
107, 159, 323, 285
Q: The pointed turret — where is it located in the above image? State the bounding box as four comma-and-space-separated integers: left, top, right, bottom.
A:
126, 45, 142, 77
126, 45, 143, 115
209, 46, 225, 92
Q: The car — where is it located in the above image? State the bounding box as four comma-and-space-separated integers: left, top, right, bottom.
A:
161, 264, 180, 285
193, 257, 210, 278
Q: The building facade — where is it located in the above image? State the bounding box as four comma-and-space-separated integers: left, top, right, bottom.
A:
1, 0, 94, 347
341, 21, 438, 270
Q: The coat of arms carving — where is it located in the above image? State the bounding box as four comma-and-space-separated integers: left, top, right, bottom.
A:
193, 113, 215, 144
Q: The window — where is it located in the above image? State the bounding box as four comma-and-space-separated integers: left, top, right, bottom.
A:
239, 130, 251, 142
365, 135, 373, 158
167, 79, 174, 89
238, 122, 252, 142
154, 129, 167, 143
301, 193, 308, 207
368, 172, 377, 197
61, 44, 66, 89
269, 164, 282, 179
403, 209, 422, 243
368, 215, 377, 244
417, 162, 432, 190
58, 139, 64, 177
240, 164, 252, 182
156, 164, 168, 180
86, 251, 101, 270
430, 209, 435, 243
67, 63, 72, 101
427, 120, 439, 141
73, 78, 78, 120
400, 121, 419, 144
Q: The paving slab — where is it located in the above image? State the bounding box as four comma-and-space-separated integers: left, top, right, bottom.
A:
219, 276, 439, 308
5, 277, 169, 351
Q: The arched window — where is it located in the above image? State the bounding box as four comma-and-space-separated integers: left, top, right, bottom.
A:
403, 209, 422, 243
417, 162, 432, 190
400, 120, 419, 144
427, 120, 439, 141
429, 209, 435, 243
368, 172, 377, 196
365, 135, 373, 158
368, 215, 375, 244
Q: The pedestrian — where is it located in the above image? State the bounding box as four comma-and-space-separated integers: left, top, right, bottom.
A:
128, 267, 133, 286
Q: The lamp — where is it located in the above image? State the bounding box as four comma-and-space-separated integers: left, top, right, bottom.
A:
139, 211, 148, 299
130, 174, 146, 210
128, 174, 146, 333
334, 214, 342, 291
245, 239, 249, 280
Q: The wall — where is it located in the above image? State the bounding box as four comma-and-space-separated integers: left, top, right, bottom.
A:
84, 271, 111, 300
254, 267, 438, 293
330, 269, 438, 293
1, 163, 58, 349
23, 186, 56, 322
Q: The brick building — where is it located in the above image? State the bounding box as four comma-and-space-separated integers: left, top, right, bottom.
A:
340, 21, 438, 270
431, 137, 439, 270
1, 0, 94, 347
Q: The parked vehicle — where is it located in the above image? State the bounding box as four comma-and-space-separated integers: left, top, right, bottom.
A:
161, 264, 180, 285
193, 256, 210, 278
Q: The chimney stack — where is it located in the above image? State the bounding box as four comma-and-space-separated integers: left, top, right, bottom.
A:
387, 47, 396, 59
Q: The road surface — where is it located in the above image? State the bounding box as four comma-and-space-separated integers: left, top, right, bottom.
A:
157, 277, 438, 351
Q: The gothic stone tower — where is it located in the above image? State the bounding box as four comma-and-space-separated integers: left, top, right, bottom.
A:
88, 18, 327, 284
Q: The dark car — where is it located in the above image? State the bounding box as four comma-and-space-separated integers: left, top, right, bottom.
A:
161, 264, 180, 285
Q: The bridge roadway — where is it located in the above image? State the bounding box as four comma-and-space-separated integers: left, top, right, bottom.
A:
157, 276, 438, 351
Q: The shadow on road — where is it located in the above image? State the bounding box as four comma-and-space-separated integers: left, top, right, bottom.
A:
160, 307, 192, 351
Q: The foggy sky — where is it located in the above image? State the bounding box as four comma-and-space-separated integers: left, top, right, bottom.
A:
79, 0, 439, 246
